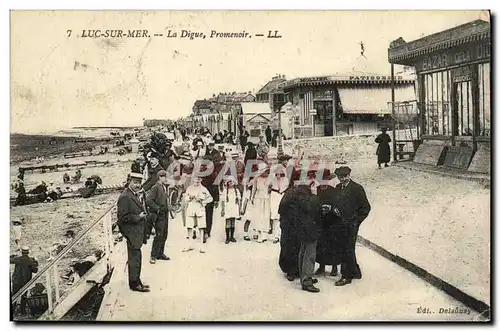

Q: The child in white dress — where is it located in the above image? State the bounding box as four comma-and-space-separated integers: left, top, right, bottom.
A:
220, 176, 242, 244
182, 176, 213, 253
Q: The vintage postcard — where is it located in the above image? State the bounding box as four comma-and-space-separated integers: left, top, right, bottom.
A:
9, 10, 491, 322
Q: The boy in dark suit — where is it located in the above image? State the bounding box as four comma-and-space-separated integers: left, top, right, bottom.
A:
147, 170, 170, 264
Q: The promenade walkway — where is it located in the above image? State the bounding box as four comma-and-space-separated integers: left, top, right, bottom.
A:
99, 212, 481, 321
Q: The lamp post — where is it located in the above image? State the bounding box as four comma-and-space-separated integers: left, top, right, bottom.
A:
277, 105, 284, 157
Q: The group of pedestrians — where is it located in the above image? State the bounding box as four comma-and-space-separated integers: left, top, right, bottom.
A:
117, 126, 372, 295
278, 166, 371, 293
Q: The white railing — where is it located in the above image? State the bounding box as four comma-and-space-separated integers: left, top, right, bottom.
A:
11, 202, 116, 319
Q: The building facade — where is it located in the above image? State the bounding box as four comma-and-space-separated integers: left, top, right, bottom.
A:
190, 92, 256, 134
388, 19, 491, 172
256, 75, 287, 111
282, 74, 416, 137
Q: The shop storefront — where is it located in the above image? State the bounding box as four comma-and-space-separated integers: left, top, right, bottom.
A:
388, 19, 491, 172
282, 74, 415, 137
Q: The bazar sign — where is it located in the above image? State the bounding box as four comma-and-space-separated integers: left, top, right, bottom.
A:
417, 42, 490, 72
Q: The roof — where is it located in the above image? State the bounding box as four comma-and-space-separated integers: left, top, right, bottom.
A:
233, 93, 255, 101
246, 113, 271, 123
388, 19, 490, 64
282, 74, 414, 89
337, 85, 416, 115
216, 92, 255, 103
193, 99, 211, 109
241, 102, 272, 115
256, 78, 287, 95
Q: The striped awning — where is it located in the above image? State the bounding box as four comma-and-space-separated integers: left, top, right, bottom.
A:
337, 85, 416, 115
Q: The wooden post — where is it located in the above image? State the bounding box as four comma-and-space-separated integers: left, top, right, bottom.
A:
332, 86, 337, 136
277, 104, 283, 156
418, 73, 426, 140
450, 70, 457, 146
391, 64, 396, 162
46, 271, 53, 314
53, 264, 60, 303
103, 211, 111, 268
471, 64, 480, 152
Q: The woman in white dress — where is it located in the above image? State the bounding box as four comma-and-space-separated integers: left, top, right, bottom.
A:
248, 162, 271, 243
182, 176, 213, 253
220, 176, 242, 244
269, 168, 289, 244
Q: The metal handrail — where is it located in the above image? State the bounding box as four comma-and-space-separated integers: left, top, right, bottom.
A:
11, 201, 116, 303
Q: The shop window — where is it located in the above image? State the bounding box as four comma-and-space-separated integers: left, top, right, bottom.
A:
424, 71, 451, 136
478, 63, 491, 137
313, 87, 333, 99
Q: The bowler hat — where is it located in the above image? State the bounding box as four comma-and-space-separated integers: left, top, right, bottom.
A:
278, 154, 292, 161
334, 166, 351, 177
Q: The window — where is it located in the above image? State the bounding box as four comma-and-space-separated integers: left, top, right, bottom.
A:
313, 87, 333, 99
478, 63, 491, 137
423, 71, 451, 135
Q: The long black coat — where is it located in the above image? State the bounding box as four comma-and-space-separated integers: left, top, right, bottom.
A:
10, 255, 38, 293
315, 186, 346, 266
244, 147, 257, 165
117, 188, 146, 249
278, 185, 319, 273
333, 180, 371, 226
278, 187, 300, 276
375, 132, 391, 164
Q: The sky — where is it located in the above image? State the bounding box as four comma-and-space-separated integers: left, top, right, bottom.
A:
10, 10, 488, 134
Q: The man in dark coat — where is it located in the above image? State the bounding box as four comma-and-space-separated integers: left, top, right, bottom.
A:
15, 182, 27, 206
117, 173, 150, 292
239, 126, 250, 153
244, 142, 257, 165
202, 142, 222, 239
146, 170, 170, 264
315, 169, 345, 277
332, 166, 371, 286
142, 152, 165, 192
265, 125, 272, 144
10, 246, 38, 314
160, 142, 176, 171
375, 128, 391, 168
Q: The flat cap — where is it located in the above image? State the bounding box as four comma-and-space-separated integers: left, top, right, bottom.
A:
334, 166, 351, 177
21, 246, 30, 253
158, 170, 168, 177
